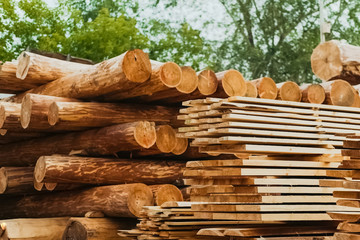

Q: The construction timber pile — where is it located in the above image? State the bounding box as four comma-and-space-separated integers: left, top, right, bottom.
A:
0, 40, 360, 239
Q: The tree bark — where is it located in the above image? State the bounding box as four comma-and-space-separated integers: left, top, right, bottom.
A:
62, 217, 137, 240
311, 40, 360, 84
0, 167, 35, 194
0, 131, 47, 145
300, 84, 325, 104
251, 77, 278, 99
34, 155, 185, 185
16, 51, 91, 83
48, 101, 182, 130
149, 184, 183, 206
18, 49, 151, 100
212, 70, 247, 97
0, 121, 156, 166
0, 183, 154, 218
321, 80, 355, 106
276, 81, 302, 102
0, 217, 68, 240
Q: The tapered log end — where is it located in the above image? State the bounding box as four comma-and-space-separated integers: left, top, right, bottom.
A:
134, 121, 157, 149
151, 184, 183, 206
16, 51, 31, 80
45, 182, 57, 191
158, 62, 182, 87
48, 102, 59, 126
127, 183, 154, 217
0, 168, 7, 194
244, 81, 258, 98
20, 94, 32, 129
176, 66, 198, 93
123, 49, 152, 83
311, 40, 342, 81
34, 178, 44, 191
301, 84, 325, 104
34, 156, 46, 183
222, 70, 246, 97
252, 77, 278, 99
323, 80, 355, 106
155, 125, 177, 153
62, 220, 87, 240
198, 70, 218, 95
0, 105, 5, 129
277, 81, 302, 102
172, 137, 188, 155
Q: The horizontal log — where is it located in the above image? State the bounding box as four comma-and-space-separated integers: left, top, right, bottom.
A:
0, 183, 154, 218
197, 70, 218, 96
34, 155, 185, 185
212, 70, 246, 97
0, 121, 156, 166
244, 81, 258, 98
149, 184, 183, 206
0, 131, 47, 145
251, 77, 278, 99
276, 81, 302, 102
321, 80, 355, 106
0, 167, 35, 194
0, 102, 21, 130
300, 84, 325, 104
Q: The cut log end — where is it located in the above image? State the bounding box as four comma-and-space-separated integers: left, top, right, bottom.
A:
34, 156, 46, 183
48, 102, 59, 126
134, 121, 157, 149
311, 40, 342, 81
197, 70, 218, 95
252, 77, 278, 99
0, 105, 5, 129
300, 84, 325, 104
324, 80, 355, 106
222, 70, 246, 97
151, 184, 183, 206
20, 94, 32, 129
45, 182, 57, 191
122, 49, 152, 83
0, 168, 7, 194
277, 81, 302, 102
172, 137, 188, 155
127, 183, 154, 217
16, 51, 31, 80
352, 87, 360, 108
176, 66, 198, 93
62, 220, 87, 240
155, 125, 177, 153
159, 62, 182, 87
244, 81, 258, 98
34, 178, 44, 191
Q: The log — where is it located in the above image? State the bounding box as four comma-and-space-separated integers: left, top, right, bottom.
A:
244, 81, 258, 98
16, 51, 91, 83
198, 69, 218, 95
251, 77, 278, 99
276, 81, 302, 102
171, 137, 188, 155
0, 131, 47, 145
311, 40, 360, 84
149, 184, 183, 206
213, 70, 247, 97
34, 155, 185, 185
20, 93, 80, 130
0, 183, 154, 218
44, 182, 58, 191
33, 179, 44, 191
0, 167, 35, 194
0, 121, 156, 166
101, 61, 182, 101
19, 49, 151, 100
62, 217, 136, 240
0, 218, 68, 240
155, 125, 177, 153
352, 87, 360, 107
299, 84, 325, 104
321, 80, 355, 106
0, 102, 21, 130
48, 101, 182, 129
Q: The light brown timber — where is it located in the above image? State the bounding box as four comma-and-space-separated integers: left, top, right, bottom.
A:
251, 77, 278, 99
276, 81, 302, 102
300, 84, 325, 104
321, 80, 355, 106
149, 184, 183, 206
0, 167, 35, 194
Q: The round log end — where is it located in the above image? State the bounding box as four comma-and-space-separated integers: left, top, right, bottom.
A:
34, 178, 44, 191
277, 81, 302, 102
352, 87, 360, 108
34, 156, 46, 183
0, 105, 5, 129
16, 51, 31, 80
244, 81, 258, 98
155, 125, 177, 153
123, 49, 152, 83
198, 70, 218, 95
127, 183, 154, 217
20, 94, 32, 129
159, 62, 182, 87
152, 184, 183, 206
252, 77, 278, 99
301, 84, 325, 104
62, 220, 87, 240
0, 168, 7, 194
134, 121, 157, 149
48, 102, 59, 126
176, 66, 198, 93
222, 70, 247, 97
325, 80, 355, 106
172, 137, 188, 155
45, 182, 57, 191
311, 41, 342, 81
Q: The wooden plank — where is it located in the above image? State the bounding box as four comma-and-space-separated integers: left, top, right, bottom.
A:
191, 195, 337, 203
248, 154, 344, 162
328, 212, 360, 221
333, 190, 360, 199
342, 180, 360, 189
319, 179, 345, 187
184, 178, 323, 186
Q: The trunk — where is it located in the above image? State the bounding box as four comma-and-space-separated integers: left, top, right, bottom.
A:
276, 81, 302, 102
149, 184, 183, 206
0, 102, 21, 130
0, 218, 68, 240
34, 155, 185, 185
352, 86, 360, 107
171, 137, 188, 155
16, 51, 91, 83
0, 183, 154, 218
20, 93, 80, 130
197, 69, 218, 96
300, 84, 325, 104
0, 121, 156, 166
251, 77, 278, 99
212, 70, 246, 97
0, 167, 35, 194
18, 49, 151, 100
321, 80, 355, 106
48, 101, 182, 129
155, 125, 177, 153
34, 179, 44, 191
101, 61, 182, 101
311, 40, 360, 84
0, 131, 47, 145
244, 81, 258, 98
62, 217, 137, 240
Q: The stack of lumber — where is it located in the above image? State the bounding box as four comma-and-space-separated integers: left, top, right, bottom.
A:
327, 135, 360, 240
